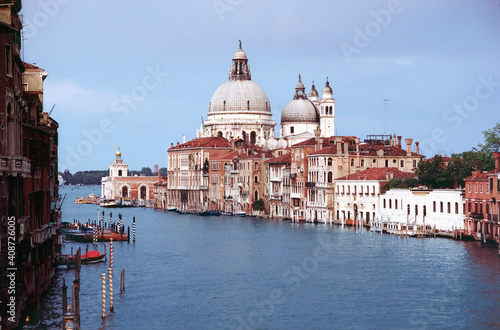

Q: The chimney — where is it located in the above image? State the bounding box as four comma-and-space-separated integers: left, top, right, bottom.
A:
355, 138, 360, 156
314, 128, 321, 151
494, 151, 500, 172
397, 136, 402, 149
171, 143, 174, 148
415, 141, 420, 155
177, 142, 180, 147
405, 138, 412, 156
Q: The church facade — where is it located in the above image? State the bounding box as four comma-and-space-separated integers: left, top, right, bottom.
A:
101, 149, 158, 206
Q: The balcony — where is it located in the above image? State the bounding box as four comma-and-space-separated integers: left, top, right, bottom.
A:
305, 182, 315, 188
487, 214, 499, 222
470, 212, 484, 220
271, 195, 282, 201
10, 156, 30, 177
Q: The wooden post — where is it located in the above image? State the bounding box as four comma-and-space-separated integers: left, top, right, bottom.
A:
73, 278, 80, 329
62, 278, 68, 315
133, 216, 136, 242
101, 273, 106, 319
108, 268, 114, 312
110, 238, 114, 269
127, 226, 130, 243
104, 243, 107, 262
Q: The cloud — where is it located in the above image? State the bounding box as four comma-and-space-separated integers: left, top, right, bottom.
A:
43, 79, 116, 114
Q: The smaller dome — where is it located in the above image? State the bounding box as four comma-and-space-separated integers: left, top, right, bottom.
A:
281, 98, 319, 124
295, 74, 305, 91
309, 81, 318, 98
322, 78, 333, 95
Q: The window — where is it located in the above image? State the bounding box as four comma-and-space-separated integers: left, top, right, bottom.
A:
5, 44, 11, 75
468, 182, 471, 193
254, 162, 258, 171
433, 201, 436, 212
423, 205, 427, 217
395, 199, 398, 209
400, 160, 404, 167
361, 159, 364, 167
480, 183, 483, 193
118, 170, 122, 176
415, 205, 418, 215
328, 158, 332, 166
440, 202, 443, 213
351, 159, 354, 167
290, 126, 294, 134
486, 204, 490, 215
385, 160, 389, 167
455, 202, 459, 214
389, 199, 392, 209
475, 183, 478, 193
383, 199, 386, 208
447, 202, 450, 213
254, 175, 259, 183
413, 160, 417, 168
327, 172, 333, 183
490, 178, 493, 192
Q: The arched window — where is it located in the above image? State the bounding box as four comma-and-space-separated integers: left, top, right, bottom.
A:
250, 131, 257, 145
254, 190, 258, 201
254, 175, 258, 183
327, 171, 333, 183
455, 202, 459, 214
122, 186, 129, 198
447, 202, 451, 213
141, 186, 147, 199
242, 131, 247, 142
327, 158, 333, 166
217, 131, 223, 137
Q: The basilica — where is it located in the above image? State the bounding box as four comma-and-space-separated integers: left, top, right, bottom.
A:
197, 41, 334, 147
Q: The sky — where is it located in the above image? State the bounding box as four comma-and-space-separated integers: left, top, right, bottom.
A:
20, 0, 500, 172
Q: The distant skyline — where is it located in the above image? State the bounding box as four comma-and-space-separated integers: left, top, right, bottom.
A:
21, 1, 500, 172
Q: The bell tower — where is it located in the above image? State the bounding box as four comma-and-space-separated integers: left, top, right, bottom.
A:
319, 78, 335, 137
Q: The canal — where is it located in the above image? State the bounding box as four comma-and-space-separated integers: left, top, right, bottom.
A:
28, 185, 500, 329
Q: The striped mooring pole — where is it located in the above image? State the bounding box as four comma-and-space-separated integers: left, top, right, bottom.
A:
93, 226, 98, 246
133, 216, 136, 242
118, 213, 123, 234
108, 267, 114, 312
110, 238, 114, 269
101, 273, 106, 319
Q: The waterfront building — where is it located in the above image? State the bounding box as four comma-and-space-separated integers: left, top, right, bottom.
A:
305, 134, 422, 222
464, 152, 500, 243
266, 152, 292, 219
208, 142, 271, 215
153, 174, 168, 210
101, 150, 158, 206
379, 188, 465, 231
167, 136, 232, 212
0, 1, 61, 327
334, 167, 414, 226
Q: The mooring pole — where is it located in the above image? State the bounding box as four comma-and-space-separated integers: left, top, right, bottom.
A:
133, 216, 136, 242
108, 267, 114, 312
101, 273, 106, 319
110, 238, 114, 269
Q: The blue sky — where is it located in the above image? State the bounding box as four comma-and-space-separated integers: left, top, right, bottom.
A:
21, 0, 500, 172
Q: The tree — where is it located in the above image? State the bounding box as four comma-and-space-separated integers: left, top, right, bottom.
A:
383, 178, 419, 192
479, 123, 500, 153
159, 167, 168, 176
415, 155, 454, 189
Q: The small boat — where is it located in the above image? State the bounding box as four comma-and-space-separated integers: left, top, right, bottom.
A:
167, 207, 177, 212
235, 211, 246, 217
69, 250, 105, 264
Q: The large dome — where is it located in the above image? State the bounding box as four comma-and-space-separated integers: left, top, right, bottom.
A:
281, 98, 318, 123
208, 80, 271, 114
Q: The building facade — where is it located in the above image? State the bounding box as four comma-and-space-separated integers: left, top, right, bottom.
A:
101, 150, 158, 206
1, 2, 61, 328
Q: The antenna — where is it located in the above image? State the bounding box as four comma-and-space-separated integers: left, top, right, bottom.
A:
48, 104, 56, 116
383, 99, 390, 135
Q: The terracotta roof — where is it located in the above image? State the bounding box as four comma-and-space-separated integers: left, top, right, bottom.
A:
211, 149, 272, 161
23, 62, 43, 70
464, 171, 492, 181
169, 136, 230, 150
265, 152, 291, 164
336, 167, 415, 181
